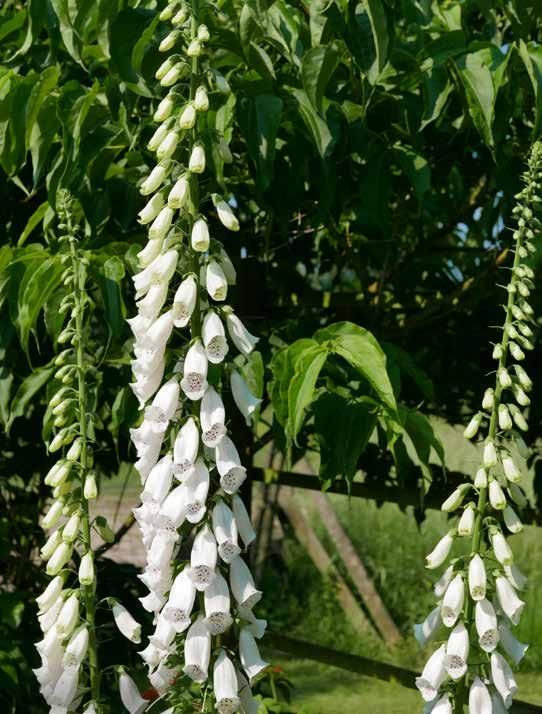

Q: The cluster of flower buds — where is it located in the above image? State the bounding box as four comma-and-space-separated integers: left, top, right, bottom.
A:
124, 2, 266, 712
34, 192, 100, 713
414, 142, 542, 712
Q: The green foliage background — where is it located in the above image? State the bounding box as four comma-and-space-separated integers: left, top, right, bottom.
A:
2, 0, 542, 711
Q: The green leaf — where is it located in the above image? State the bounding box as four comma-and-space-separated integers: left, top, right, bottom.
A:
314, 392, 377, 486
518, 40, 542, 138
29, 94, 60, 186
402, 407, 445, 488
291, 88, 333, 157
248, 43, 276, 81
286, 344, 329, 445
0, 9, 27, 43
18, 202, 48, 247
7, 364, 54, 433
302, 45, 340, 115
393, 144, 431, 199
50, 0, 83, 65
242, 94, 283, 191
421, 66, 453, 130
109, 8, 154, 84
382, 343, 435, 402
98, 256, 126, 335
315, 321, 397, 416
360, 0, 389, 76
269, 338, 318, 428
454, 45, 510, 149
25, 66, 60, 153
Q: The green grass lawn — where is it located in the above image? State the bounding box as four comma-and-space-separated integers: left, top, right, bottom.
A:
274, 659, 542, 713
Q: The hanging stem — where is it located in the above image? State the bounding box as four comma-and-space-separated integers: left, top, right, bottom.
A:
189, 0, 202, 342
67, 214, 101, 708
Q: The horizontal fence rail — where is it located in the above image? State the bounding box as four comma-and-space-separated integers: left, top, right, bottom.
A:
266, 633, 542, 714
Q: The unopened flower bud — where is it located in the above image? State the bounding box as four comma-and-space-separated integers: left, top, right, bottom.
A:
489, 479, 507, 510
187, 39, 203, 57
441, 484, 471, 513
159, 30, 180, 53
482, 388, 494, 410
483, 441, 498, 468
498, 404, 512, 431
84, 473, 98, 500
498, 369, 512, 388
194, 86, 209, 111
464, 413, 482, 440
474, 467, 487, 488
502, 456, 520, 483
179, 103, 197, 129
79, 552, 95, 586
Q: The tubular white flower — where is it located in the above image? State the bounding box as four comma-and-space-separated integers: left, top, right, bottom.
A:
502, 456, 520, 483
225, 311, 259, 356
231, 370, 262, 426
179, 103, 197, 129
149, 614, 176, 650
140, 160, 171, 195
441, 574, 464, 628
139, 192, 165, 224
489, 479, 507, 510
432, 695, 452, 714
495, 576, 525, 625
56, 594, 80, 639
172, 275, 198, 327
499, 623, 529, 665
504, 563, 527, 590
38, 594, 65, 632
425, 532, 454, 570
230, 556, 262, 609
63, 625, 89, 668
168, 174, 190, 209
213, 500, 241, 563
149, 206, 174, 241
413, 605, 441, 647
216, 436, 247, 494
189, 524, 217, 590
483, 441, 498, 468
232, 494, 256, 547
184, 458, 210, 523
213, 196, 240, 232
239, 627, 268, 681
112, 602, 142, 644
433, 565, 453, 598
475, 599, 499, 652
206, 260, 228, 301
445, 622, 469, 680
181, 339, 208, 400
491, 530, 513, 566
159, 483, 187, 529
214, 649, 240, 714
78, 551, 95, 586
191, 217, 210, 252
189, 143, 206, 173
201, 386, 227, 447
119, 671, 149, 714
238, 606, 267, 639
142, 455, 173, 504
46, 542, 73, 576
36, 576, 64, 613
194, 86, 209, 111
204, 572, 233, 634
415, 643, 446, 702
51, 667, 79, 707
468, 554, 486, 601
457, 504, 475, 536
491, 652, 517, 708
202, 311, 229, 364
173, 416, 199, 480
144, 378, 180, 432
503, 504, 523, 533
469, 677, 492, 714
183, 616, 211, 682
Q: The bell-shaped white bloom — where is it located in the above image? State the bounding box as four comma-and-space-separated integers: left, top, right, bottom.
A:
189, 143, 206, 173
463, 412, 482, 439
171, 7, 187, 24
138, 192, 164, 224
425, 532, 454, 570
172, 275, 197, 327
499, 622, 529, 665
504, 563, 527, 590
79, 551, 95, 586
414, 606, 441, 647
154, 95, 174, 122
441, 574, 464, 627
148, 530, 178, 569
159, 484, 187, 530
173, 417, 199, 480
445, 622, 469, 680
149, 206, 174, 242
432, 695, 452, 714
112, 602, 141, 643
475, 599, 499, 652
140, 312, 174, 354
163, 568, 196, 632
491, 652, 517, 708
495, 576, 525, 625
216, 436, 247, 494
38, 593, 65, 632
139, 591, 166, 615
51, 666, 79, 707
184, 458, 210, 523
189, 524, 217, 590
142, 455, 173, 504
138, 562, 172, 594
202, 311, 229, 364
181, 339, 208, 400
441, 484, 470, 512
42, 499, 64, 530
498, 404, 513, 430
41, 529, 62, 560
187, 38, 203, 57
158, 30, 179, 52
119, 671, 149, 714
183, 616, 211, 682
56, 594, 79, 639
232, 494, 256, 547
138, 642, 164, 669
225, 312, 258, 356
168, 174, 190, 210
179, 103, 197, 129
148, 118, 170, 148
457, 504, 475, 536
134, 250, 177, 298
36, 576, 64, 613
237, 671, 259, 714
489, 479, 507, 510
213, 500, 241, 563
191, 217, 210, 252
468, 554, 486, 601
491, 530, 513, 566
144, 378, 180, 433
508, 483, 528, 508
214, 197, 240, 232
149, 614, 176, 650
204, 573, 232, 634
136, 281, 169, 322
149, 665, 180, 696
415, 643, 446, 702
46, 541, 73, 576
238, 606, 267, 640
160, 62, 183, 87
140, 160, 171, 195
214, 649, 240, 714
239, 627, 268, 682
434, 565, 453, 598
469, 677, 492, 714
194, 85, 209, 111
200, 386, 227, 447
206, 260, 228, 301
218, 137, 233, 163
230, 557, 262, 609
503, 504, 523, 533
63, 625, 89, 668
197, 23, 210, 41
483, 441, 498, 468
230, 370, 262, 426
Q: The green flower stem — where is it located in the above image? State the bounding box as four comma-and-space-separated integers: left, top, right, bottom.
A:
189, 0, 202, 342
67, 218, 101, 709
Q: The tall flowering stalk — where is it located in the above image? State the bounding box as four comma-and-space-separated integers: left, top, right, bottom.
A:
415, 142, 542, 713
35, 191, 101, 713
125, 1, 266, 711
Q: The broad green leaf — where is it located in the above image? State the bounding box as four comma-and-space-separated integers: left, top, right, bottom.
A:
302, 45, 340, 115
248, 43, 276, 81
315, 321, 397, 416
0, 8, 26, 43
29, 95, 60, 185
382, 343, 435, 402
50, 0, 83, 65
402, 407, 445, 488
361, 0, 389, 76
314, 392, 377, 486
393, 144, 431, 199
7, 364, 54, 433
286, 344, 329, 445
18, 202, 48, 246
421, 66, 453, 130
3, 73, 37, 176
269, 338, 317, 428
349, 1, 389, 83
519, 40, 542, 138
309, 0, 329, 47
291, 88, 333, 157
25, 66, 60, 152
242, 94, 283, 191
109, 8, 154, 84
